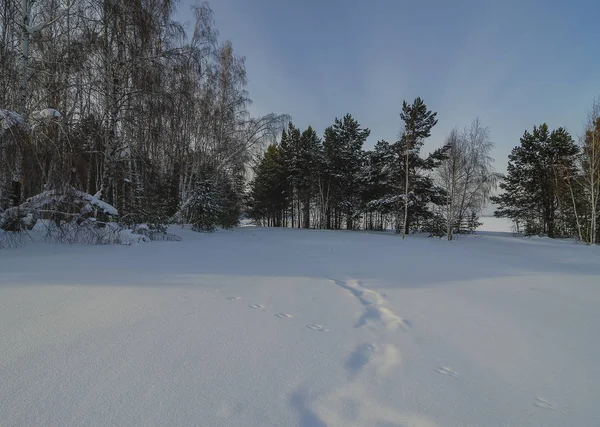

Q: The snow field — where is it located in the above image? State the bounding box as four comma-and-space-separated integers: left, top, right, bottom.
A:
1, 226, 599, 426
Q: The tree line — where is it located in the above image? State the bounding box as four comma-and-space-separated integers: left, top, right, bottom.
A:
1, 2, 598, 245
248, 99, 499, 240
492, 100, 600, 244
249, 98, 600, 244
0, 0, 286, 238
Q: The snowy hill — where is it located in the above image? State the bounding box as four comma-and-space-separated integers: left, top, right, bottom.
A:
1, 227, 599, 426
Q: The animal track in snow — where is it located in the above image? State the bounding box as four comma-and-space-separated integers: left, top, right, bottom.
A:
306, 324, 329, 332
329, 278, 412, 332
249, 304, 265, 310
345, 343, 377, 377
226, 296, 241, 300
275, 313, 293, 319
533, 397, 556, 410
435, 366, 459, 378
346, 343, 401, 379
356, 306, 411, 332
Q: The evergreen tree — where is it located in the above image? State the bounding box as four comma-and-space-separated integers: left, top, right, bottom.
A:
492, 124, 579, 237
360, 140, 395, 231
298, 126, 321, 228
248, 144, 289, 227
399, 98, 438, 237
279, 123, 302, 227
322, 114, 370, 230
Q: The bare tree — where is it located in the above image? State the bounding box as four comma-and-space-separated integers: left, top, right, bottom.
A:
437, 129, 465, 240
1, 0, 287, 236
571, 99, 600, 244
455, 118, 499, 231
437, 119, 499, 240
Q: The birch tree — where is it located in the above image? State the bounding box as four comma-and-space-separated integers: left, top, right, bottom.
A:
455, 119, 499, 232
583, 102, 600, 243
1, 1, 287, 234
569, 99, 600, 244
436, 119, 498, 240
437, 129, 465, 240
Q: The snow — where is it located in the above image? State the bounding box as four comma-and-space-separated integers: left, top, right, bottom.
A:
118, 228, 151, 245
32, 108, 61, 121
75, 189, 119, 216
0, 109, 25, 131
6, 188, 118, 217
1, 227, 599, 426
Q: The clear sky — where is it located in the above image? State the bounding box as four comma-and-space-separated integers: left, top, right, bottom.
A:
175, 0, 599, 173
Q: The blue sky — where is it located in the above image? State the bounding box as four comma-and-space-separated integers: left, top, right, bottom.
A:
176, 0, 599, 173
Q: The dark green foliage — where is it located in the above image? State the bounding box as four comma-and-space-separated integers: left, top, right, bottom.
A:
422, 212, 447, 238
249, 109, 451, 233
492, 124, 579, 237
120, 166, 175, 233
249, 144, 289, 227
400, 97, 438, 144
322, 114, 370, 230
187, 177, 223, 232
398, 98, 439, 235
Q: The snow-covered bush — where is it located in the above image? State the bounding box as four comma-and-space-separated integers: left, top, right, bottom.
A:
37, 219, 122, 245
0, 186, 118, 231
0, 184, 185, 247
129, 224, 182, 242
1, 186, 122, 245
0, 110, 26, 132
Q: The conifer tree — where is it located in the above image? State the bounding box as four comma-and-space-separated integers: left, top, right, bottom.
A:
399, 98, 438, 237
492, 124, 579, 237
322, 114, 370, 230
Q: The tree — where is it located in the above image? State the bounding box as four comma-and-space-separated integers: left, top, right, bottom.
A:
399, 97, 438, 238
298, 126, 321, 228
360, 140, 394, 231
436, 119, 499, 240
279, 122, 302, 228
574, 100, 600, 244
492, 124, 579, 237
437, 129, 463, 240
248, 144, 288, 227
322, 114, 370, 230
1, 0, 286, 238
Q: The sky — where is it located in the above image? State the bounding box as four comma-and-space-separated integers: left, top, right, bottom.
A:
175, 0, 600, 174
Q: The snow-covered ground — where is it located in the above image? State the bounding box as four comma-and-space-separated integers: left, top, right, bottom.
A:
1, 227, 599, 426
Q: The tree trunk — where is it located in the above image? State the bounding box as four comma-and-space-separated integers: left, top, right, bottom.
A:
402, 148, 409, 239
303, 193, 310, 228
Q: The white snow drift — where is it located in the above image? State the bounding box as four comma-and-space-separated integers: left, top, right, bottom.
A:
0, 227, 599, 426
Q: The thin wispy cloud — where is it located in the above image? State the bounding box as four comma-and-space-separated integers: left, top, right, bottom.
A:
176, 0, 600, 173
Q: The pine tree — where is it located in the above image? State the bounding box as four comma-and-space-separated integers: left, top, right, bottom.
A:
492, 124, 579, 237
298, 126, 321, 228
249, 144, 288, 227
279, 123, 302, 227
360, 140, 394, 231
322, 114, 370, 230
399, 98, 438, 237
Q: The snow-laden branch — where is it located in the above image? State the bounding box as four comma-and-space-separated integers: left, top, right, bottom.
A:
0, 109, 26, 131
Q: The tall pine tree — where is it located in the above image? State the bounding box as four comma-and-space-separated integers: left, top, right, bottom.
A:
492, 124, 579, 237
398, 98, 438, 236
322, 114, 370, 230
